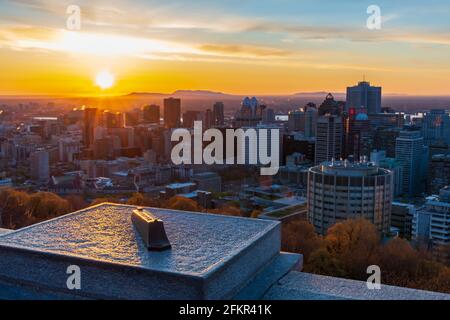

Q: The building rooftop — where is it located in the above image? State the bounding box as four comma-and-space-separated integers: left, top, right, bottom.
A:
312, 160, 390, 177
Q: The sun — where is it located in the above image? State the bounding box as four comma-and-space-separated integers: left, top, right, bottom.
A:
95, 71, 115, 89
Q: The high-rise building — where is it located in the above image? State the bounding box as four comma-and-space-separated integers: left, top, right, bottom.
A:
83, 108, 99, 148
282, 133, 315, 164
413, 187, 450, 263
287, 103, 317, 137
373, 127, 401, 158
428, 154, 450, 194
182, 110, 202, 128
421, 109, 450, 145
346, 81, 382, 114
315, 115, 343, 165
262, 108, 275, 124
318, 93, 343, 116
103, 111, 124, 129
391, 202, 415, 239
143, 105, 160, 124
344, 108, 371, 161
307, 160, 393, 235
213, 102, 225, 126
204, 109, 213, 130
395, 130, 428, 197
30, 149, 50, 183
368, 113, 404, 129
234, 97, 263, 127
163, 98, 181, 128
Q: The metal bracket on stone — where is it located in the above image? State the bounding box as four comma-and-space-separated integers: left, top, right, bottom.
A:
132, 208, 171, 251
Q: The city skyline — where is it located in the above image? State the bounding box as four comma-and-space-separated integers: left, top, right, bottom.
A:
1, 0, 450, 96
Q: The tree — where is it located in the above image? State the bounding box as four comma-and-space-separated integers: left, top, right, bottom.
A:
166, 196, 201, 212
374, 237, 421, 287
0, 189, 71, 229
127, 193, 152, 206
0, 189, 30, 228
323, 218, 380, 280
250, 209, 262, 218
207, 203, 242, 216
65, 195, 88, 211
282, 220, 323, 263
305, 247, 347, 277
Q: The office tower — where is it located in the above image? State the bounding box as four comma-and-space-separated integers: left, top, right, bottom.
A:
368, 113, 404, 129
124, 111, 139, 127
346, 80, 382, 114
428, 154, 450, 194
83, 108, 99, 148
262, 108, 275, 124
213, 102, 225, 126
344, 108, 371, 160
422, 109, 450, 145
374, 127, 401, 158
182, 110, 202, 128
412, 187, 450, 262
204, 109, 213, 130
282, 133, 315, 164
234, 97, 263, 127
378, 157, 404, 197
287, 103, 317, 137
30, 149, 50, 183
318, 93, 343, 116
163, 98, 181, 128
143, 105, 160, 124
391, 202, 414, 239
288, 111, 304, 132
395, 130, 428, 197
307, 160, 393, 235
315, 115, 343, 164
103, 111, 124, 129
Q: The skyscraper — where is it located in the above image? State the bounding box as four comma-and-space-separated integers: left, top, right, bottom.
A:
287, 103, 317, 137
344, 108, 371, 160
395, 130, 428, 197
421, 109, 450, 145
143, 105, 160, 124
30, 149, 50, 183
307, 160, 393, 235
163, 98, 181, 128
346, 81, 382, 114
83, 108, 99, 148
213, 102, 225, 126
204, 109, 213, 130
318, 93, 343, 116
315, 115, 343, 165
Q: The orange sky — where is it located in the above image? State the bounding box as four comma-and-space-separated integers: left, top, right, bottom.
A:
1, 0, 450, 96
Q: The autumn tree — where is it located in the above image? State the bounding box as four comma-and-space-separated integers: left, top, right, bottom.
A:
166, 196, 202, 212
0, 189, 71, 229
126, 193, 153, 206
65, 195, 88, 211
326, 218, 380, 279
207, 203, 242, 217
282, 220, 323, 263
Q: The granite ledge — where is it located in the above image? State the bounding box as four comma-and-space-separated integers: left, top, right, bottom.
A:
263, 271, 450, 300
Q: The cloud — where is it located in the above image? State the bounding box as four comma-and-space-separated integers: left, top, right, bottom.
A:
198, 44, 292, 58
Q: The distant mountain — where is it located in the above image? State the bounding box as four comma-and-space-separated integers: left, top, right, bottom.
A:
126, 90, 237, 99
